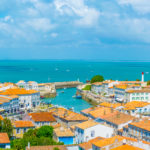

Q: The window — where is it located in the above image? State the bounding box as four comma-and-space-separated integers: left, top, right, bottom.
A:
146, 97, 148, 100
24, 128, 27, 133
91, 130, 95, 137
16, 128, 20, 134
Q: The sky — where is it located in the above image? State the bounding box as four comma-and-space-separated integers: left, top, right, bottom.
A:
0, 0, 150, 60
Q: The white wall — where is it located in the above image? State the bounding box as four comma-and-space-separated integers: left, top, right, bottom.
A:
75, 124, 114, 144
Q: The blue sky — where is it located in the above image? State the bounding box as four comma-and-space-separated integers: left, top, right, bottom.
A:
0, 0, 150, 60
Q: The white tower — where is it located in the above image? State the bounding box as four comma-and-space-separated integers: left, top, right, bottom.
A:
142, 72, 144, 82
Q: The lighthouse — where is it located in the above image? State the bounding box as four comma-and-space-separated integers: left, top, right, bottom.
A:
142, 72, 144, 82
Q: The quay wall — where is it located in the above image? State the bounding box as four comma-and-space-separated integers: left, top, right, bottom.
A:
76, 85, 105, 106
54, 81, 83, 89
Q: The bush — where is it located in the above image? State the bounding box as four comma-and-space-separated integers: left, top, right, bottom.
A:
36, 126, 53, 138
91, 75, 104, 83
147, 80, 150, 85
82, 85, 91, 91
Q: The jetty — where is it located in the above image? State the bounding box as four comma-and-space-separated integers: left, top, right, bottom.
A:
54, 81, 82, 89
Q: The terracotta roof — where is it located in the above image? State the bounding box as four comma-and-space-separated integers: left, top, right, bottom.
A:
130, 119, 150, 131
0, 88, 39, 95
93, 135, 124, 148
28, 112, 56, 122
81, 107, 98, 114
92, 82, 103, 86
111, 144, 144, 150
0, 133, 10, 144
75, 120, 99, 130
13, 121, 35, 128
50, 108, 88, 121
120, 81, 143, 84
79, 137, 104, 150
51, 123, 61, 129
54, 127, 74, 137
123, 101, 150, 110
99, 102, 122, 109
89, 107, 118, 119
104, 112, 135, 125
127, 89, 150, 93
26, 145, 67, 150
0, 115, 3, 120
93, 135, 138, 148
115, 84, 128, 90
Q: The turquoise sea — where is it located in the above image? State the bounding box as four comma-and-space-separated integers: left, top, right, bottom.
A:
1, 60, 150, 112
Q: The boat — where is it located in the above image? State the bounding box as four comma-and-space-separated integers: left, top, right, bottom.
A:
40, 96, 45, 99
76, 95, 82, 99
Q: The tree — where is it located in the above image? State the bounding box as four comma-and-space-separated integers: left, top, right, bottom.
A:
2, 118, 13, 138
0, 119, 2, 132
136, 79, 140, 81
36, 126, 53, 138
82, 85, 91, 91
147, 80, 150, 85
23, 128, 38, 139
54, 147, 60, 150
91, 75, 104, 83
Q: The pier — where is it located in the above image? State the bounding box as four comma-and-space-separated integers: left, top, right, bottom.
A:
54, 81, 83, 89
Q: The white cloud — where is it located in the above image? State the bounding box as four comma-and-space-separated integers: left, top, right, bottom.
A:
24, 18, 54, 32
118, 0, 150, 14
51, 33, 58, 38
54, 0, 100, 27
4, 16, 14, 23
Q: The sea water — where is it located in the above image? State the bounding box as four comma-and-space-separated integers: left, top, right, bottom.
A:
1, 60, 150, 112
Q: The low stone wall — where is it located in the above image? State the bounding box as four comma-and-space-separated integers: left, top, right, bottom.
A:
54, 81, 83, 89
40, 90, 56, 98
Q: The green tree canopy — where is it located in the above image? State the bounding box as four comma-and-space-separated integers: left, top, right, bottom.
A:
147, 80, 150, 85
91, 75, 104, 83
82, 85, 91, 91
2, 118, 13, 138
36, 126, 53, 138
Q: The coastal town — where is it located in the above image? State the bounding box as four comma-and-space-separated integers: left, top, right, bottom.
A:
0, 73, 150, 150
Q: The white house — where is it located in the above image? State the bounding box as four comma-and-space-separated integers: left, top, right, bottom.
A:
0, 88, 40, 110
17, 80, 38, 91
74, 120, 114, 144
126, 89, 150, 103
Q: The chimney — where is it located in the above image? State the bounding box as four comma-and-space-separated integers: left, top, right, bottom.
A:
142, 72, 144, 82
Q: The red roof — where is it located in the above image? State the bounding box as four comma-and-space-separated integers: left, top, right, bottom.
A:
28, 112, 56, 122
0, 133, 10, 144
14, 121, 35, 128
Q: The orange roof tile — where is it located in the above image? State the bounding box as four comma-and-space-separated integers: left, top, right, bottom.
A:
104, 112, 135, 125
0, 88, 39, 96
79, 137, 104, 150
127, 89, 150, 93
28, 112, 56, 122
0, 115, 3, 120
89, 107, 118, 119
130, 119, 150, 131
92, 82, 103, 86
93, 136, 124, 148
26, 145, 67, 150
50, 108, 88, 121
13, 121, 35, 128
99, 102, 121, 109
0, 133, 10, 144
111, 144, 143, 150
75, 120, 99, 130
115, 84, 128, 90
54, 127, 74, 137
123, 101, 150, 110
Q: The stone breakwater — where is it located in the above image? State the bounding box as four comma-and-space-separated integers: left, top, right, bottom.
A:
54, 81, 83, 89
